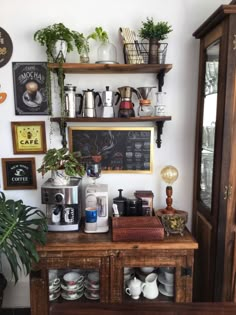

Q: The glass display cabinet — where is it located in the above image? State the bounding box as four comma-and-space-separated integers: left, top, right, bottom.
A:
192, 3, 236, 302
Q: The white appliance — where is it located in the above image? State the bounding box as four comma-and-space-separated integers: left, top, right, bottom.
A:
85, 183, 109, 233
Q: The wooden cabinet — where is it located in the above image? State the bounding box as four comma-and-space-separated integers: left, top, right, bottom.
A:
30, 227, 198, 315
192, 3, 236, 302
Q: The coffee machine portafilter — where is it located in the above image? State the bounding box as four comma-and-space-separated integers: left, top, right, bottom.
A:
41, 178, 82, 231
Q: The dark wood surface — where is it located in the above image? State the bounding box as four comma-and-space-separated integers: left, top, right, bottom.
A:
50, 116, 172, 123
49, 302, 236, 315
47, 63, 172, 74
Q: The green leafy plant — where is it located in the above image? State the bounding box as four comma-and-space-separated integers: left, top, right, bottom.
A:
37, 147, 86, 177
0, 192, 47, 283
138, 17, 173, 41
88, 26, 109, 43
34, 23, 75, 62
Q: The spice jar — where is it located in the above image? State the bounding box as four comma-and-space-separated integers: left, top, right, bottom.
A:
138, 99, 153, 117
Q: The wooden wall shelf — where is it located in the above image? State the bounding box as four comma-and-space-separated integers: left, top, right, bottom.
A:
50, 116, 172, 149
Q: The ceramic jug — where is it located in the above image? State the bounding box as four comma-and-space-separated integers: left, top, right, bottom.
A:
141, 273, 159, 299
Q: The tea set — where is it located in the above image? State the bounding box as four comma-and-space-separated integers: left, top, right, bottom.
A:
124, 266, 175, 300
48, 269, 100, 301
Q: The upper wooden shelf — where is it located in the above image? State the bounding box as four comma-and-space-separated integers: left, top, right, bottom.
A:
50, 116, 172, 123
47, 63, 173, 74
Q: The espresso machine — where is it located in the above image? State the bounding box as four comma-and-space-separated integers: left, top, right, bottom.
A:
41, 178, 82, 231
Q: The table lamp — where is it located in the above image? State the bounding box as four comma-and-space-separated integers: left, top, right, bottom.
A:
156, 165, 188, 236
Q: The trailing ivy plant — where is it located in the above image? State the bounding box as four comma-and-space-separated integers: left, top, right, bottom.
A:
0, 192, 47, 283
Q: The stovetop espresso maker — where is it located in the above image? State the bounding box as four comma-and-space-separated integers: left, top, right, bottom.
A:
99, 86, 120, 118
117, 86, 139, 118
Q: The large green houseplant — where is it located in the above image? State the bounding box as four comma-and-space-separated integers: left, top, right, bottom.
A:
34, 23, 87, 117
138, 17, 173, 64
0, 192, 47, 305
37, 147, 86, 184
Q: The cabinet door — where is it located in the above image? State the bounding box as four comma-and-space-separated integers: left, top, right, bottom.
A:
193, 13, 236, 302
110, 250, 194, 303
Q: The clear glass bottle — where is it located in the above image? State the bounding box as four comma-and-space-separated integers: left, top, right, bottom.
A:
138, 99, 154, 117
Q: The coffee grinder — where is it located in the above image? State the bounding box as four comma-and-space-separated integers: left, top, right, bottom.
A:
84, 161, 109, 233
41, 177, 82, 231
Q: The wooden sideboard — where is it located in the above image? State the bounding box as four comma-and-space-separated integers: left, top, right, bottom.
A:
30, 226, 198, 315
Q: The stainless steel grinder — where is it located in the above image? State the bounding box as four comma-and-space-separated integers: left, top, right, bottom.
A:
41, 177, 82, 231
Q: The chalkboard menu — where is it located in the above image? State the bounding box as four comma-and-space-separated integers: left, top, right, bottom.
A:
68, 127, 154, 173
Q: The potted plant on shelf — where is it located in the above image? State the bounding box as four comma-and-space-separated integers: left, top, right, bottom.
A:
0, 192, 47, 306
88, 27, 117, 63
138, 17, 173, 64
37, 147, 86, 185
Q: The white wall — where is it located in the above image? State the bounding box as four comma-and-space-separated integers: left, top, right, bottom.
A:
1, 0, 229, 308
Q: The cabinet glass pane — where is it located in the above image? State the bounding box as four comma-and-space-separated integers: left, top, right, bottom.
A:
200, 40, 219, 208
123, 266, 175, 301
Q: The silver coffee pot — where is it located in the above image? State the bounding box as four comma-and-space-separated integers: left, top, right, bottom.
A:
77, 89, 102, 118
99, 86, 120, 118
64, 84, 77, 117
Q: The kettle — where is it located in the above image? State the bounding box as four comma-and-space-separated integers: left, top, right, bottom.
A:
99, 86, 120, 118
117, 86, 139, 118
77, 89, 102, 118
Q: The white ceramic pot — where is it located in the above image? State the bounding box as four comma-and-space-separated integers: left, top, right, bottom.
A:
51, 170, 70, 185
52, 40, 68, 62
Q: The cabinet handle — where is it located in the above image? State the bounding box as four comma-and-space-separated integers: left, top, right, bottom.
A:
233, 35, 236, 50
224, 185, 233, 200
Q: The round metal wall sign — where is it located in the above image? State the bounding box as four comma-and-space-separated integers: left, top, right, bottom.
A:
0, 27, 13, 68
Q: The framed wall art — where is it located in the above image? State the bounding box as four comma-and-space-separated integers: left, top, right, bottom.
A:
0, 27, 13, 68
11, 121, 47, 154
1, 157, 37, 190
68, 127, 154, 173
12, 62, 49, 115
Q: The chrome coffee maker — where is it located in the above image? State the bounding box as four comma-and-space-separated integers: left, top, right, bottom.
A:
41, 178, 82, 231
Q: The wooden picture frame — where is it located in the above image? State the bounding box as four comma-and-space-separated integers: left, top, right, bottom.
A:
68, 126, 154, 174
11, 121, 47, 154
1, 157, 37, 190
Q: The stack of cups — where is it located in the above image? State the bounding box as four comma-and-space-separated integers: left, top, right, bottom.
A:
61, 271, 84, 300
48, 270, 61, 301
158, 267, 174, 297
84, 271, 100, 300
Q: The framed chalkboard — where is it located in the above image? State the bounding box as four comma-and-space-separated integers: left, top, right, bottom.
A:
68, 127, 154, 173
1, 157, 37, 190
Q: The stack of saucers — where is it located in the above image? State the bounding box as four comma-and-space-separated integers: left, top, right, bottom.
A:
157, 267, 174, 297
61, 271, 84, 300
84, 271, 100, 300
123, 267, 135, 287
48, 270, 61, 302
136, 267, 155, 282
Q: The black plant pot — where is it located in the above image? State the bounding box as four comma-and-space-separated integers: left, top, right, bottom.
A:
0, 273, 7, 307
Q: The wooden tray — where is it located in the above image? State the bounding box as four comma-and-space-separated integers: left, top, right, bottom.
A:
112, 216, 164, 241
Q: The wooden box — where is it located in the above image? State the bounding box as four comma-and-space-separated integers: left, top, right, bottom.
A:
112, 216, 164, 241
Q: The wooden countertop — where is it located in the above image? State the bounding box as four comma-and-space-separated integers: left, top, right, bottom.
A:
36, 222, 198, 253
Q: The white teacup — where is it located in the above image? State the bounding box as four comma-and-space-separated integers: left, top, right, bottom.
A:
63, 272, 84, 288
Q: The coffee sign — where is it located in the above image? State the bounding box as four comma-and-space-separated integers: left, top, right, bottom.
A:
0, 27, 13, 68
12, 62, 49, 115
1, 158, 37, 190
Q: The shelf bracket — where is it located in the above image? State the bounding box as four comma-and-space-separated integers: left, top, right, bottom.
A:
155, 121, 165, 148
55, 120, 67, 148
157, 70, 165, 92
